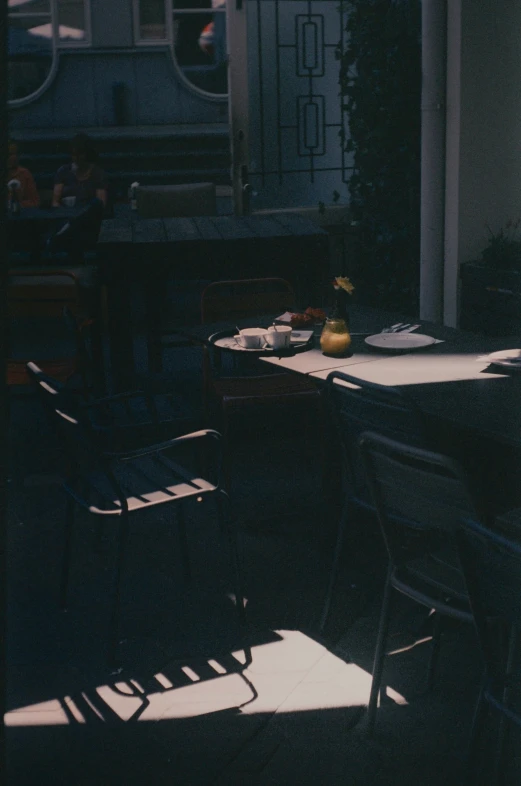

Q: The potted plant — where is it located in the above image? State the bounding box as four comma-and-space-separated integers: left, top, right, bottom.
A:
460, 220, 521, 336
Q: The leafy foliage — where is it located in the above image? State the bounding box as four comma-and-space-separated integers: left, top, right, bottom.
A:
339, 0, 421, 311
481, 220, 521, 271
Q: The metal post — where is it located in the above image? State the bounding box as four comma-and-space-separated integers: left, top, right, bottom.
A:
0, 0, 9, 764
419, 0, 447, 323
226, 0, 249, 215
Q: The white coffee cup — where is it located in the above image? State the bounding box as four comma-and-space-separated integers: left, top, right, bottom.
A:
234, 327, 267, 349
265, 324, 292, 349
62, 196, 77, 207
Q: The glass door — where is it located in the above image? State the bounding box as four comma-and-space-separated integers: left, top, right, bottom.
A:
227, 0, 351, 214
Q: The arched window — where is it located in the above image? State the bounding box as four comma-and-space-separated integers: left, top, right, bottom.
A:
8, 0, 90, 106
8, 0, 56, 103
172, 0, 227, 97
135, 1, 227, 98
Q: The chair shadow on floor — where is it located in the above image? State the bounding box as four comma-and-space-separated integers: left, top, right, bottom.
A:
57, 646, 260, 725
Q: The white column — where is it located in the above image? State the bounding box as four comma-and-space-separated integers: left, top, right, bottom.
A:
226, 0, 250, 215
419, 0, 447, 322
443, 0, 462, 327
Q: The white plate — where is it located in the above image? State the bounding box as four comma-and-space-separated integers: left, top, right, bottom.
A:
365, 332, 438, 351
485, 349, 521, 369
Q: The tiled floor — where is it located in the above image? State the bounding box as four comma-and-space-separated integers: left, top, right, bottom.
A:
6, 329, 519, 785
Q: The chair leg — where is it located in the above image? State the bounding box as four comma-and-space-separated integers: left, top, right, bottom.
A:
465, 683, 488, 786
60, 496, 75, 611
177, 503, 191, 583
220, 408, 232, 495
217, 489, 246, 627
319, 496, 351, 633
426, 611, 444, 692
493, 623, 517, 786
108, 512, 130, 667
367, 564, 394, 736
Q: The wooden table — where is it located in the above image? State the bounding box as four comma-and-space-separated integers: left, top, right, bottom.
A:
8, 206, 89, 256
97, 211, 330, 391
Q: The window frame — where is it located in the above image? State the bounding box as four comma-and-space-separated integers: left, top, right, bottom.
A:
133, 0, 228, 101
8, 0, 59, 108
8, 0, 91, 107
56, 0, 92, 49
133, 0, 171, 46
169, 0, 228, 101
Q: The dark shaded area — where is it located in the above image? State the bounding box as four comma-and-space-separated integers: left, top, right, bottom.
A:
6, 285, 520, 784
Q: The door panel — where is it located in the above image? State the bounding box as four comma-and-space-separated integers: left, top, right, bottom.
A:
227, 0, 352, 214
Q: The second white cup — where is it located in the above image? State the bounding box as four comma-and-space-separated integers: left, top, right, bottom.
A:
265, 325, 292, 349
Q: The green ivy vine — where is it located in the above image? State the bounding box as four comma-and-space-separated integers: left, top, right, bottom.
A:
339, 0, 421, 312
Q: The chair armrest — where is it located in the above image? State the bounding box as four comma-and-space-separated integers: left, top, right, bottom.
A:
84, 389, 148, 407
107, 428, 222, 461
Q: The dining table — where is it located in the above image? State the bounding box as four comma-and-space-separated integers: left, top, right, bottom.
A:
96, 208, 330, 391
8, 205, 90, 256
7, 205, 92, 264
178, 302, 521, 515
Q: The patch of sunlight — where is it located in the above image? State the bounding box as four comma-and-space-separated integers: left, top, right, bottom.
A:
208, 659, 227, 675
180, 666, 201, 682
64, 696, 86, 723
5, 699, 69, 726
315, 353, 508, 385
388, 635, 433, 656
5, 630, 409, 726
385, 686, 408, 706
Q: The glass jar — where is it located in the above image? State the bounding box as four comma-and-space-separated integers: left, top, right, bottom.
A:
320, 317, 351, 357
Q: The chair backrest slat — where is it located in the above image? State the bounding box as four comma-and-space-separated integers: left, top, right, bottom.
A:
137, 182, 217, 219
457, 519, 521, 704
27, 362, 124, 505
8, 270, 81, 319
457, 519, 521, 626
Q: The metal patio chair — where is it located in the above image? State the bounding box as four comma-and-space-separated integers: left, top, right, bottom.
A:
200, 277, 323, 494
37, 387, 246, 666
136, 182, 217, 219
319, 370, 429, 632
359, 432, 484, 735
7, 269, 91, 388
26, 361, 199, 453
456, 518, 521, 785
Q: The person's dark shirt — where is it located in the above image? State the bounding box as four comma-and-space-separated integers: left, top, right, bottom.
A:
54, 163, 107, 204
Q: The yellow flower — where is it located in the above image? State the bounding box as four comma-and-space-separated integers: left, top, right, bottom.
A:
334, 276, 355, 294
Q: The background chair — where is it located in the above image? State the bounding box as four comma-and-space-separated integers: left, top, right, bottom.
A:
456, 518, 521, 785
136, 182, 217, 219
41, 389, 245, 666
7, 269, 92, 388
359, 432, 485, 735
200, 278, 323, 493
319, 371, 429, 632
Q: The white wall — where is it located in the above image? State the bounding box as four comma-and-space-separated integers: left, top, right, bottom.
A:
445, 0, 521, 323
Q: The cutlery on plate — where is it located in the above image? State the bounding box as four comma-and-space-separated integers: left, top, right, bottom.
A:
381, 323, 405, 333
397, 324, 421, 333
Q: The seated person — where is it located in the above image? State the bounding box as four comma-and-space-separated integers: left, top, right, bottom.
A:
52, 133, 108, 208
7, 139, 40, 208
